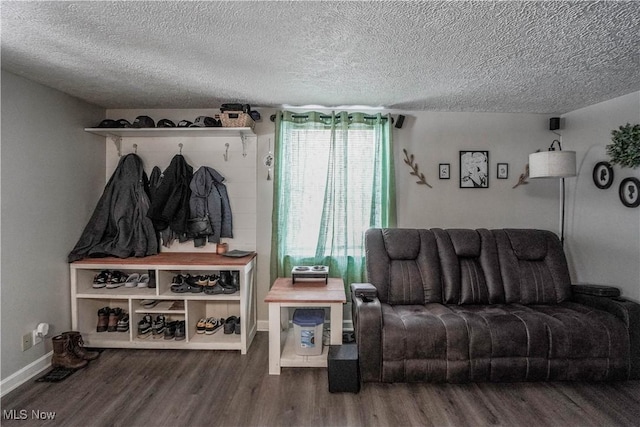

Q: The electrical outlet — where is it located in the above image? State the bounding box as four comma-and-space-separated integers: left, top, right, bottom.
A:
32, 330, 43, 345
21, 333, 32, 351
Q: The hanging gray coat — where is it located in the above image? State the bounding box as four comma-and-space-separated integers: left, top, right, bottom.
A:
68, 154, 158, 262
189, 166, 233, 247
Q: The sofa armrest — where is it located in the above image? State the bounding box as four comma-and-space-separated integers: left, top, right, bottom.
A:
572, 283, 621, 297
572, 292, 640, 379
350, 283, 383, 382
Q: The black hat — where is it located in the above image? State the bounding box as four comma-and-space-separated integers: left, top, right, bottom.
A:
132, 115, 155, 128
177, 120, 193, 127
157, 119, 176, 128
189, 116, 221, 127
115, 119, 132, 128
96, 119, 118, 128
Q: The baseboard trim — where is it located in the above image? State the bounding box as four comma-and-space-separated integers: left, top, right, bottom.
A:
1, 351, 52, 398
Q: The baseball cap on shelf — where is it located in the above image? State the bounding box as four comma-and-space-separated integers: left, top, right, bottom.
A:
157, 119, 176, 128
189, 116, 221, 127
177, 120, 193, 127
115, 119, 132, 128
132, 115, 155, 128
96, 119, 118, 128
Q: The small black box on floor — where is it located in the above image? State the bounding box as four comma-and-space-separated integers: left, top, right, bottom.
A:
328, 344, 360, 393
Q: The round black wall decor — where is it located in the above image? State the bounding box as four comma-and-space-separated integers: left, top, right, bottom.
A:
593, 161, 614, 189
619, 177, 640, 208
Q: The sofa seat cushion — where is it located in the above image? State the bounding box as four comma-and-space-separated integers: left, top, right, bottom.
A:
380, 303, 630, 382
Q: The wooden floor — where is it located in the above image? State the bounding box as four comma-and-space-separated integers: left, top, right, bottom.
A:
3, 332, 640, 427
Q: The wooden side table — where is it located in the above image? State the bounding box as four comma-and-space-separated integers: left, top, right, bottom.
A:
265, 277, 346, 375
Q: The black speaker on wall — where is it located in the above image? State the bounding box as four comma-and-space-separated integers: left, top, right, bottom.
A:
395, 115, 405, 129
549, 117, 561, 131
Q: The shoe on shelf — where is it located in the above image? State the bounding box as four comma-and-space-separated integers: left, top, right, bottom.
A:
224, 316, 238, 335
93, 270, 111, 289
234, 317, 241, 335
171, 275, 191, 293
117, 314, 130, 332
196, 318, 207, 334
195, 275, 209, 286
205, 318, 223, 335
137, 315, 153, 339
124, 273, 140, 288
137, 273, 150, 288
221, 282, 237, 294
108, 308, 123, 332
175, 321, 186, 341
140, 299, 158, 309
106, 271, 127, 289
204, 276, 224, 295
152, 315, 166, 339
147, 270, 156, 288
96, 306, 110, 332
185, 276, 204, 293
164, 321, 177, 340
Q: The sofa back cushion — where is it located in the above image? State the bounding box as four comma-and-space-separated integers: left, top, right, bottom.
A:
434, 228, 504, 304
365, 228, 442, 304
493, 229, 571, 304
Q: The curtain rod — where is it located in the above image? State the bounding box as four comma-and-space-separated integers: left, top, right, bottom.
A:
269, 113, 393, 123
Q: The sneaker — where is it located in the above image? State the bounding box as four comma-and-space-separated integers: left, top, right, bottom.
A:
196, 318, 207, 334
195, 275, 209, 286
206, 317, 223, 335
117, 314, 130, 332
152, 315, 166, 339
137, 315, 153, 339
175, 321, 186, 341
106, 271, 127, 289
93, 270, 111, 288
164, 321, 177, 340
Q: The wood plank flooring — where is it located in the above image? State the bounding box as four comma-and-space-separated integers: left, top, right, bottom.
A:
2, 332, 640, 427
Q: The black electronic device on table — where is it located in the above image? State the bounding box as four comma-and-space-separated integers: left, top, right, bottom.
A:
291, 265, 329, 284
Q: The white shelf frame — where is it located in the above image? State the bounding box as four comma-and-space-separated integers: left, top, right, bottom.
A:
70, 255, 257, 353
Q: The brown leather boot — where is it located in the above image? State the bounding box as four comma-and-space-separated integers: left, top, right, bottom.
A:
62, 331, 100, 361
51, 335, 88, 369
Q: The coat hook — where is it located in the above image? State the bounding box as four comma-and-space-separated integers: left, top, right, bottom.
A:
133, 143, 138, 154
178, 143, 183, 155
224, 143, 230, 161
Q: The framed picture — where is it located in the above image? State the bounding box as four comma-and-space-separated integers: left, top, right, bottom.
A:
497, 163, 508, 179
439, 163, 450, 179
619, 177, 640, 208
460, 151, 489, 188
593, 161, 614, 189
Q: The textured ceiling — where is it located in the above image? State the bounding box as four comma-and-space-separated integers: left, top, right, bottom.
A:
1, 1, 639, 113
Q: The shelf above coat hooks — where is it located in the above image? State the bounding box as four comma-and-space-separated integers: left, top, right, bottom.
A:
84, 126, 256, 156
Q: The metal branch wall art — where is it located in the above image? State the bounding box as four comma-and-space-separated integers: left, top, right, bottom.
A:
512, 164, 530, 189
403, 149, 432, 188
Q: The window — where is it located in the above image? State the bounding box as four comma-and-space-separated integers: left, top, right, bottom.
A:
270, 111, 396, 289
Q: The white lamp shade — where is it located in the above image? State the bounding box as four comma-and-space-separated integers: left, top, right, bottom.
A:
528, 151, 576, 178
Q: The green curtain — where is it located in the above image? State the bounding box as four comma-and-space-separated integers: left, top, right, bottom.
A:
270, 111, 396, 291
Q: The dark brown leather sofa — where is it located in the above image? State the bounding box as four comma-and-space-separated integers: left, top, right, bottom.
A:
351, 228, 640, 382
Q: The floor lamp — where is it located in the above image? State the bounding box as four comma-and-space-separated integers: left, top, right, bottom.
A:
529, 140, 577, 245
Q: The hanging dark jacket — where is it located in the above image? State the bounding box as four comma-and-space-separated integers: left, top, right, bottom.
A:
147, 154, 193, 236
68, 153, 158, 262
189, 166, 233, 247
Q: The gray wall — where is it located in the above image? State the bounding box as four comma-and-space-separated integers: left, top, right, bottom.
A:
1, 71, 105, 380
563, 92, 640, 301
